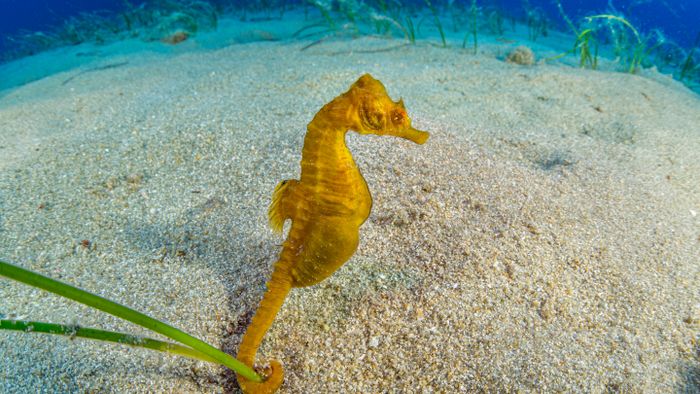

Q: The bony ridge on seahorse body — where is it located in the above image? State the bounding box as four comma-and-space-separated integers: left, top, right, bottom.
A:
236, 73, 429, 394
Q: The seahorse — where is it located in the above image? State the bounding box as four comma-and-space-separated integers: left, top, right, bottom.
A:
236, 74, 429, 394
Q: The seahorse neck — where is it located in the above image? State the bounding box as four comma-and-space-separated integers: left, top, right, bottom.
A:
297, 96, 373, 223
300, 108, 357, 185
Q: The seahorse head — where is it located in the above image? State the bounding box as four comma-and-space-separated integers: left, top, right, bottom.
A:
348, 74, 429, 145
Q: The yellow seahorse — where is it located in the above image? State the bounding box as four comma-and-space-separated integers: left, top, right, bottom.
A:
236, 74, 429, 393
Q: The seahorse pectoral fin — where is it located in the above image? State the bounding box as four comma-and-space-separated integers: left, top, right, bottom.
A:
237, 360, 284, 394
268, 179, 299, 234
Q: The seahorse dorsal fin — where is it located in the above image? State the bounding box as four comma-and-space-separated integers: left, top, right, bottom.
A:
268, 179, 299, 234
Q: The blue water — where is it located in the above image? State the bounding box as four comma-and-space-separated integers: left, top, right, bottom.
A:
499, 0, 699, 47
0, 0, 699, 91
2, 1, 697, 47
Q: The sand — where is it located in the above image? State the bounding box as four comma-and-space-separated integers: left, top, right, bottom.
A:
1, 25, 699, 393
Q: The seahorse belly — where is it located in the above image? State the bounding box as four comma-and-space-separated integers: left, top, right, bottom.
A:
289, 218, 360, 287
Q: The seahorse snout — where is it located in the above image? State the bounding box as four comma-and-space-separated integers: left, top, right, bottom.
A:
400, 126, 430, 144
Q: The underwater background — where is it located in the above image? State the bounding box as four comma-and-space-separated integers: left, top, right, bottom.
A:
2, 1, 699, 47
1, 0, 700, 93
1, 0, 699, 393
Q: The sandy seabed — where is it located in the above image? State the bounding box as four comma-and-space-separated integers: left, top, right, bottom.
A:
1, 35, 699, 393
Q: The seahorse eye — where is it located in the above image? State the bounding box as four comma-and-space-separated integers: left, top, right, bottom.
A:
391, 109, 405, 124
